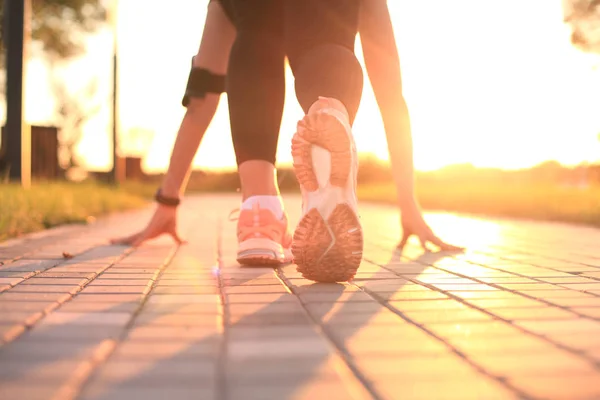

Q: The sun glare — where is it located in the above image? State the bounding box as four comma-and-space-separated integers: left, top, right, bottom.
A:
4, 0, 599, 174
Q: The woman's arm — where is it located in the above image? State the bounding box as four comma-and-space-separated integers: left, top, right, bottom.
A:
111, 1, 236, 246
359, 0, 415, 209
359, 1, 463, 251
160, 0, 236, 198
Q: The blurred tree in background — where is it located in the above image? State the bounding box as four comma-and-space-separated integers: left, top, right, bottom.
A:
0, 0, 105, 63
0, 0, 106, 175
564, 0, 600, 53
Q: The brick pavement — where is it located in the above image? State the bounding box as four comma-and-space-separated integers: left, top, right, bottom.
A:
1, 194, 599, 400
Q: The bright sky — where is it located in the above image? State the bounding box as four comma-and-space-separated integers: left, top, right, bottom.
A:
7, 0, 600, 172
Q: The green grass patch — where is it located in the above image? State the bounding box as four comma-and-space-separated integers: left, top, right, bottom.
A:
0, 181, 149, 242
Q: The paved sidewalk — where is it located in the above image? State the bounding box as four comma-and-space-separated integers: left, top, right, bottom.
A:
1, 194, 600, 400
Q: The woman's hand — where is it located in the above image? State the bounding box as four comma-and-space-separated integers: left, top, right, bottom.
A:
110, 204, 186, 247
398, 200, 464, 252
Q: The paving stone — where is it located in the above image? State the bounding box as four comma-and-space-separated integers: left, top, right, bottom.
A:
487, 307, 579, 321
0, 383, 64, 400
8, 284, 79, 293
0, 339, 99, 361
548, 332, 600, 351
134, 312, 220, 327
476, 277, 540, 284
112, 340, 220, 359
223, 285, 288, 294
79, 285, 148, 294
0, 292, 71, 302
225, 293, 297, 304
37, 271, 95, 279
226, 378, 355, 400
58, 301, 140, 313
0, 277, 23, 286
428, 283, 499, 291
142, 303, 221, 314
0, 360, 88, 382
151, 286, 218, 295
225, 357, 341, 383
541, 277, 600, 284
0, 311, 43, 326
374, 377, 520, 400
88, 279, 151, 286
401, 308, 493, 324
21, 324, 122, 341
357, 355, 478, 379
126, 325, 220, 340
388, 299, 469, 312
545, 297, 600, 307
526, 290, 597, 299
73, 294, 143, 302
0, 259, 61, 272
228, 312, 309, 326
572, 307, 600, 318
157, 279, 217, 286
465, 298, 547, 309
498, 283, 566, 291
228, 337, 330, 359
88, 359, 216, 385
99, 273, 155, 279
471, 352, 597, 377
329, 325, 431, 344
0, 323, 24, 337
448, 335, 558, 355
447, 291, 523, 300
228, 325, 319, 340
343, 337, 449, 356
508, 374, 600, 400
24, 277, 88, 285
80, 385, 216, 400
515, 319, 600, 335
228, 302, 304, 316
39, 312, 132, 326
146, 294, 220, 304
377, 291, 450, 301
0, 300, 57, 312
425, 321, 524, 339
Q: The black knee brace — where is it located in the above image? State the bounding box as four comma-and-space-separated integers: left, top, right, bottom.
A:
181, 60, 226, 107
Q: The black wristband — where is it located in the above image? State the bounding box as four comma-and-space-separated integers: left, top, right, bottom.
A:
154, 189, 180, 207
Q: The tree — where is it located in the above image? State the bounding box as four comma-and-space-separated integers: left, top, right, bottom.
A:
564, 0, 600, 53
0, 0, 106, 63
1, 1, 106, 176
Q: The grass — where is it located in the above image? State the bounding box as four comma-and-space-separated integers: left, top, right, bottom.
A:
2, 177, 600, 243
0, 181, 148, 242
358, 181, 600, 227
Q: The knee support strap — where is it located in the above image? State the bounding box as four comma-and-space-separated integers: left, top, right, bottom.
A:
181, 61, 226, 107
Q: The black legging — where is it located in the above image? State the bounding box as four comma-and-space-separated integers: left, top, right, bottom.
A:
226, 0, 364, 166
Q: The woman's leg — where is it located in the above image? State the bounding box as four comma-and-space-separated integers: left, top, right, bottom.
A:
227, 0, 285, 200
226, 0, 291, 265
285, 0, 363, 122
285, 0, 365, 283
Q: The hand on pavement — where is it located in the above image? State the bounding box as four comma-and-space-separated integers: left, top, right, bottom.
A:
110, 204, 186, 247
398, 201, 464, 252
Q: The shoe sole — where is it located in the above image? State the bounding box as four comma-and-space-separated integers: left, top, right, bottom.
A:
291, 111, 363, 283
237, 238, 286, 266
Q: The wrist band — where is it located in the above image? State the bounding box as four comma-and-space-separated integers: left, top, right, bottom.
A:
154, 189, 180, 207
